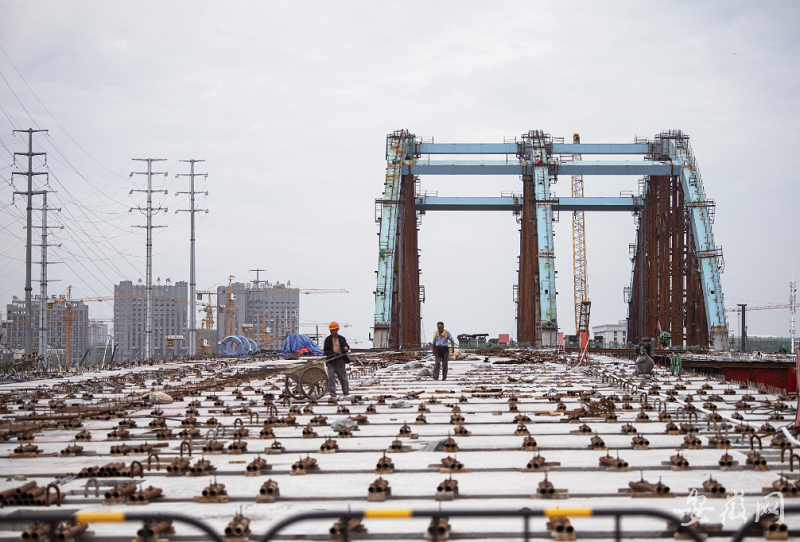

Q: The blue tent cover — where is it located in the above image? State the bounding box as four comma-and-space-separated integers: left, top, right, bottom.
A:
281, 334, 324, 355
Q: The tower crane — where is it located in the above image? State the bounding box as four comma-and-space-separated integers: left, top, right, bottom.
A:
224, 275, 236, 337
260, 310, 271, 351
47, 286, 74, 368
572, 134, 591, 349
726, 304, 792, 312
195, 291, 222, 356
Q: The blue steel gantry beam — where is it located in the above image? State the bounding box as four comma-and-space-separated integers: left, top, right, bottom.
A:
403, 160, 676, 176
417, 143, 652, 155
415, 196, 642, 213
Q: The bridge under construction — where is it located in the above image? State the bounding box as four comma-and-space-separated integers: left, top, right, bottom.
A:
373, 130, 728, 351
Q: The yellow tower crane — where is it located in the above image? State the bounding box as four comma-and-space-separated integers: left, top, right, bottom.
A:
224, 275, 236, 337
572, 133, 591, 349
195, 291, 222, 356
260, 310, 271, 351
45, 286, 76, 368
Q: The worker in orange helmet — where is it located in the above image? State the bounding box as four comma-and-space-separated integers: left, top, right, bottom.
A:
323, 321, 350, 397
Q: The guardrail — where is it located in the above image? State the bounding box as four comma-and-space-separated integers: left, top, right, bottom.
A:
258, 507, 702, 542
2, 505, 797, 542
0, 510, 223, 542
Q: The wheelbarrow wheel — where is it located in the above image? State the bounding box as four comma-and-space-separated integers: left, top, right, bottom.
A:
284, 374, 306, 401
299, 366, 328, 400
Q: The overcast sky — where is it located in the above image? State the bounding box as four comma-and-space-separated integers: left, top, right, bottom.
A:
1, 1, 798, 347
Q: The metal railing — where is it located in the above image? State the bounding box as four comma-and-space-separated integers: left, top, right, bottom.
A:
0, 510, 223, 542
2, 505, 798, 542
258, 506, 701, 542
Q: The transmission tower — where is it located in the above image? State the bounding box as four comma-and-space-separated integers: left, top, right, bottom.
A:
250, 269, 266, 288
32, 191, 62, 369
175, 160, 208, 358
11, 128, 48, 360
130, 158, 168, 361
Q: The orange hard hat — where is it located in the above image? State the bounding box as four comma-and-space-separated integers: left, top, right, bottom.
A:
329, 321, 340, 330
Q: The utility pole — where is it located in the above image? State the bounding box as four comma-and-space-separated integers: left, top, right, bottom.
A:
737, 304, 747, 353
791, 277, 796, 353
176, 160, 208, 358
32, 191, 62, 371
130, 158, 168, 361
11, 128, 48, 361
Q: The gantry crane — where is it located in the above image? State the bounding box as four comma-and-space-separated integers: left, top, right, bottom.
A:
572, 134, 591, 349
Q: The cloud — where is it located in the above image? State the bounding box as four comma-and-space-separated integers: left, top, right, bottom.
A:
0, 1, 798, 344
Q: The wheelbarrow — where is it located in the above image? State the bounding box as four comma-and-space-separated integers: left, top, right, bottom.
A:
281, 353, 348, 401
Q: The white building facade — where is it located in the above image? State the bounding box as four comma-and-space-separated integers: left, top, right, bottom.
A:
592, 319, 628, 345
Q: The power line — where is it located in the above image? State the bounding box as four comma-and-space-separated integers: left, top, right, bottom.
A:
0, 43, 129, 182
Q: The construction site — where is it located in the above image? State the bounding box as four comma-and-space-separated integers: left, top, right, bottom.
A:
1, 127, 799, 542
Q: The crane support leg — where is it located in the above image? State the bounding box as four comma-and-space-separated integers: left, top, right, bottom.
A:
516, 175, 541, 346
530, 132, 558, 345
628, 131, 728, 351
393, 172, 422, 348
516, 130, 558, 347
374, 131, 415, 349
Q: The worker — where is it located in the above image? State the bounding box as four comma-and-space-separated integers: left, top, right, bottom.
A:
323, 321, 350, 397
431, 321, 455, 380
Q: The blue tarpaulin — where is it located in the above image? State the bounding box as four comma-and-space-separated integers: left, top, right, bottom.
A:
281, 334, 324, 355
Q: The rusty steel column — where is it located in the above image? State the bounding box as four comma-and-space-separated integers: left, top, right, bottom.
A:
390, 173, 421, 349
629, 175, 709, 348
517, 177, 541, 346
670, 176, 684, 345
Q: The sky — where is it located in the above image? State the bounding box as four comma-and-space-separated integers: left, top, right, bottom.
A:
0, 1, 798, 347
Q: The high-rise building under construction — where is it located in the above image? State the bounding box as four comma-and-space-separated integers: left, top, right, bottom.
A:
216, 281, 299, 350
5, 295, 89, 365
